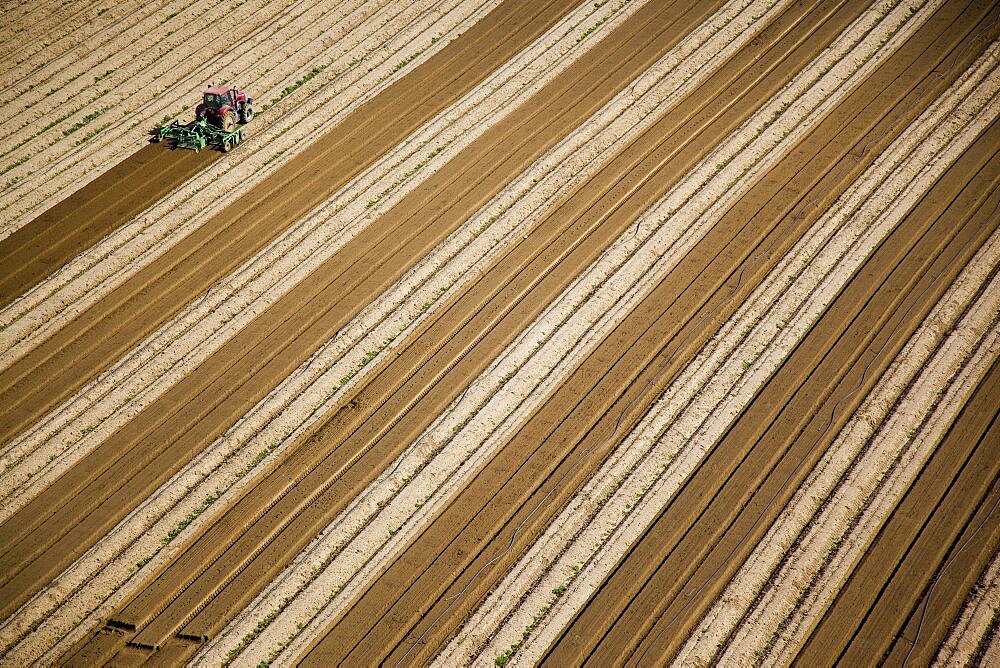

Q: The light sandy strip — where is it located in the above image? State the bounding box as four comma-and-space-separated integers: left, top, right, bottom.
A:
985, 633, 1000, 667
0, 1, 90, 60
0, 0, 150, 90
0, 0, 463, 358
0, 0, 180, 117
934, 547, 1000, 666
0, 0, 617, 516
679, 237, 1000, 664
0, 0, 239, 137
456, 36, 1000, 666
206, 0, 805, 661
237, 0, 947, 662
0, 0, 497, 510
0, 0, 651, 661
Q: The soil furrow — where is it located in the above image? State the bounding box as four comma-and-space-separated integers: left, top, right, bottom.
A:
0, 1, 154, 92
0, 0, 686, 616
62, 0, 872, 656
542, 120, 1000, 667
291, 3, 947, 664
0, 0, 579, 621
80, 0, 736, 652
0, 0, 573, 448
0, 145, 216, 309
796, 369, 1000, 665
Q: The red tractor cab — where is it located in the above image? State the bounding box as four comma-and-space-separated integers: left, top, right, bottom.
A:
195, 85, 254, 131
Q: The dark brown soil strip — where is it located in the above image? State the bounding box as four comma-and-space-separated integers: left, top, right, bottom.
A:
0, 143, 216, 309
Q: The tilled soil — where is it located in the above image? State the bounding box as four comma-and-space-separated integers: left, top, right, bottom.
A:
1, 0, 998, 664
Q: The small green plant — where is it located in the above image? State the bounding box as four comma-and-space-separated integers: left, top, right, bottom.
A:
62, 108, 107, 137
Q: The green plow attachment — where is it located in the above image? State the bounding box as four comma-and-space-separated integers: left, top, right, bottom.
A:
155, 119, 245, 152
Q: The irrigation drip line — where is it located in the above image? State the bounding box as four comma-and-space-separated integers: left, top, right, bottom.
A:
899, 194, 1000, 668
386, 8, 1000, 667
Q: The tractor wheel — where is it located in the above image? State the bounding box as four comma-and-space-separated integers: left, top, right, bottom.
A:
222, 139, 232, 153
221, 112, 237, 132
241, 104, 254, 124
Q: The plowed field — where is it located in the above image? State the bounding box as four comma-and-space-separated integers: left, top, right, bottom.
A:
1, 0, 998, 665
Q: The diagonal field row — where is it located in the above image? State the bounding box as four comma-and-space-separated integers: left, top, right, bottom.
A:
1, 0, 999, 663
293, 3, 1000, 665
0, 0, 586, 624
62, 0, 976, 664
545, 121, 1000, 666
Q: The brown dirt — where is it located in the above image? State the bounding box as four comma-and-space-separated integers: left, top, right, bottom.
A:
1, 0, 998, 664
0, 0, 580, 628
0, 144, 216, 310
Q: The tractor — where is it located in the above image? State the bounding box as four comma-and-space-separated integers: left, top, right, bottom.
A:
196, 84, 254, 131
154, 84, 254, 152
